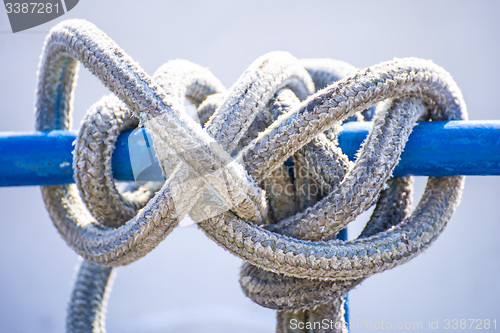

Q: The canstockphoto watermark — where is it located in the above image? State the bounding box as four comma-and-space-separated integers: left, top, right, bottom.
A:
128, 124, 236, 225
4, 0, 79, 33
127, 113, 328, 225
352, 318, 497, 331
290, 318, 348, 331
290, 318, 497, 331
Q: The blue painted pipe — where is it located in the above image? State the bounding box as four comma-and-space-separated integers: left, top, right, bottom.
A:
0, 120, 498, 187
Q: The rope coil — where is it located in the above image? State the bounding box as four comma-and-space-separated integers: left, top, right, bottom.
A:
35, 19, 466, 333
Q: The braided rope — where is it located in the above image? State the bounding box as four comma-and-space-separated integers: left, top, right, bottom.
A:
35, 19, 467, 332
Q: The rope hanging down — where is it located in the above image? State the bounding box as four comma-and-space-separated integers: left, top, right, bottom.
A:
35, 19, 466, 333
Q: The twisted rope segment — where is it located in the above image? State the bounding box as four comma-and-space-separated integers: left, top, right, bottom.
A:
35, 19, 467, 333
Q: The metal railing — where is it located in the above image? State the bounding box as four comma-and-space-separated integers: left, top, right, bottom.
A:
1, 120, 498, 187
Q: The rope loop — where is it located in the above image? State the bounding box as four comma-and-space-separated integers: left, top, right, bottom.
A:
35, 19, 467, 332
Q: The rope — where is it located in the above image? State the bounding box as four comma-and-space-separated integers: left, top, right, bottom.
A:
35, 19, 467, 333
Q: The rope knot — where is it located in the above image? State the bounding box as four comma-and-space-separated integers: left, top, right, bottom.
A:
36, 19, 467, 333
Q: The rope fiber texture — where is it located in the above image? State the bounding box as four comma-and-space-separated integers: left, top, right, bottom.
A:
35, 19, 467, 333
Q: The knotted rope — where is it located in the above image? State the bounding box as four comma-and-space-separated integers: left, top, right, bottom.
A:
35, 19, 466, 333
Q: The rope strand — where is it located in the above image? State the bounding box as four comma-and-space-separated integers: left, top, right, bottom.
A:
35, 19, 467, 332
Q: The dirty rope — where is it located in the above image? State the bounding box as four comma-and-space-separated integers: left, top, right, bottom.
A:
35, 19, 467, 333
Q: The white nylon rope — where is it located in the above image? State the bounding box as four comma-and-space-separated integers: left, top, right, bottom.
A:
35, 19, 467, 333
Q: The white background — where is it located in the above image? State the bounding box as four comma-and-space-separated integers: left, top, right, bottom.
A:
0, 1, 499, 332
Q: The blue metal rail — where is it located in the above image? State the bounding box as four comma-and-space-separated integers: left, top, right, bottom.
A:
0, 120, 498, 187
